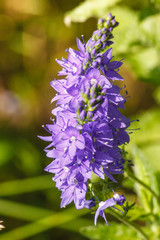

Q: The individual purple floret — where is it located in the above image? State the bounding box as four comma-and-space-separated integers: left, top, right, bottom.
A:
94, 198, 116, 225
84, 198, 96, 209
94, 194, 126, 225
113, 193, 126, 206
39, 12, 131, 226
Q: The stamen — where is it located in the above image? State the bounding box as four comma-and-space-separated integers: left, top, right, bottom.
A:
74, 178, 78, 185
81, 35, 85, 46
64, 166, 69, 172
70, 136, 76, 142
91, 78, 97, 84
42, 125, 51, 133
130, 119, 139, 123
120, 85, 126, 90
127, 128, 140, 131
50, 117, 55, 122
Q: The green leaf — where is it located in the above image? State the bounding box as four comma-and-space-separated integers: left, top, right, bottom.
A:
122, 177, 134, 189
140, 13, 160, 48
127, 206, 150, 221
128, 47, 160, 84
110, 7, 141, 54
0, 140, 13, 166
80, 223, 143, 240
129, 108, 160, 172
130, 145, 159, 214
142, 144, 160, 173
14, 138, 42, 175
129, 108, 160, 147
153, 86, 160, 104
64, 0, 121, 26
154, 0, 160, 10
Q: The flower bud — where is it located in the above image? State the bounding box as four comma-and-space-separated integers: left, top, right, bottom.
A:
108, 33, 113, 39
98, 18, 105, 26
97, 30, 102, 39
104, 20, 110, 28
97, 95, 102, 101
80, 110, 86, 121
102, 27, 107, 34
113, 194, 126, 206
91, 48, 96, 57
114, 21, 119, 27
95, 39, 102, 49
84, 198, 96, 209
101, 88, 107, 95
111, 18, 116, 26
96, 56, 102, 64
81, 92, 89, 102
98, 80, 105, 88
107, 13, 112, 21
108, 27, 113, 33
102, 42, 107, 50
90, 85, 97, 98
92, 61, 98, 68
90, 40, 96, 49
87, 111, 93, 119
89, 99, 96, 106
101, 34, 107, 42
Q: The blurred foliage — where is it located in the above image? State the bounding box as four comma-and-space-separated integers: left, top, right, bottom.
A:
0, 0, 160, 240
65, 0, 160, 84
80, 223, 142, 240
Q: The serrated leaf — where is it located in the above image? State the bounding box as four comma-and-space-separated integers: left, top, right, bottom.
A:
64, 0, 121, 26
80, 223, 142, 240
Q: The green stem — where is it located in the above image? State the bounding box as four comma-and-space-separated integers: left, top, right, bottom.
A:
127, 172, 160, 201
108, 208, 149, 240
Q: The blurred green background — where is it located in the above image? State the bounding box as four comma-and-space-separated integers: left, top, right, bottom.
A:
0, 0, 159, 240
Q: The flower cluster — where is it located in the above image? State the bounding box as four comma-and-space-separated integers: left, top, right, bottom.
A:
40, 13, 130, 225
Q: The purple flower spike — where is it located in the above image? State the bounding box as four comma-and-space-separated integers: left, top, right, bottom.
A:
40, 13, 132, 226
